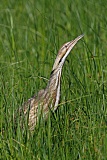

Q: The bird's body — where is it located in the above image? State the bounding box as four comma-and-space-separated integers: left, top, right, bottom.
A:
20, 35, 83, 131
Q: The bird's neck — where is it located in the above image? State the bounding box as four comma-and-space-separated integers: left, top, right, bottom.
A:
46, 67, 62, 107
48, 68, 62, 90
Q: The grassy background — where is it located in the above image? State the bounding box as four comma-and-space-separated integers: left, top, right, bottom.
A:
1, 0, 107, 159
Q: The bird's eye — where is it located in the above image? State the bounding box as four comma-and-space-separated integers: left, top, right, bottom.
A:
65, 45, 67, 48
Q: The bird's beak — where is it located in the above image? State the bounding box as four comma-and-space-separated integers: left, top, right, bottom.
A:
66, 34, 84, 52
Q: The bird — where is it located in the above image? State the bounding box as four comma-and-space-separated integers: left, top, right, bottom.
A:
19, 34, 84, 131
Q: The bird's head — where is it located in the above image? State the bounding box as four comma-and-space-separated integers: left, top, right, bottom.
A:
52, 34, 84, 72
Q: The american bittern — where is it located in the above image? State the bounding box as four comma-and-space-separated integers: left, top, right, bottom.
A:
20, 35, 83, 131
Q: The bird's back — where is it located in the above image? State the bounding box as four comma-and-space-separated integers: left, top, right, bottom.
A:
19, 88, 58, 131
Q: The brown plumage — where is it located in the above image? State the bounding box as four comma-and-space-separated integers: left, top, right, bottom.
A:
19, 35, 84, 131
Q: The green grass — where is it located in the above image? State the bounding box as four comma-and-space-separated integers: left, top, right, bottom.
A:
1, 0, 107, 159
